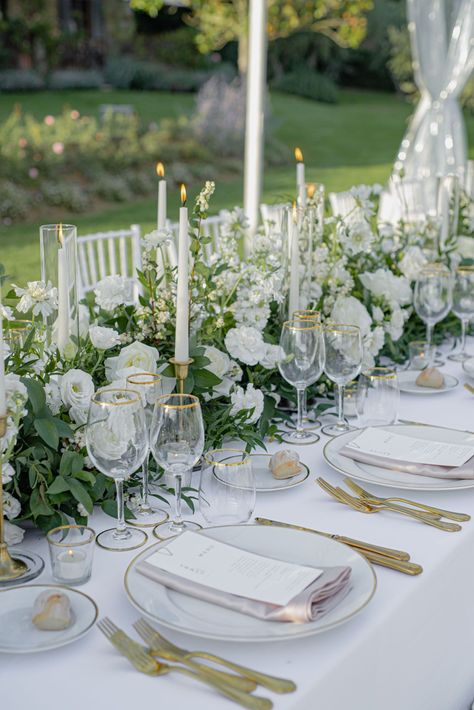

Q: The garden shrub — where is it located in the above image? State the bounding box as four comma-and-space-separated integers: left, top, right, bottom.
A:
0, 181, 29, 221
40, 181, 90, 211
271, 67, 339, 104
94, 175, 132, 202
0, 69, 45, 91
47, 69, 103, 90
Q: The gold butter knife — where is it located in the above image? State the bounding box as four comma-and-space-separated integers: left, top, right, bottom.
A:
254, 517, 410, 561
361, 550, 422, 576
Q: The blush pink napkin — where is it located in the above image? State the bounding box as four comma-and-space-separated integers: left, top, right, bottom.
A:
136, 559, 351, 623
340, 446, 474, 480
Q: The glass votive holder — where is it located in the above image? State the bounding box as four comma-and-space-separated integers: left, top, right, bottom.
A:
343, 382, 358, 418
47, 525, 95, 586
356, 367, 399, 427
409, 341, 434, 370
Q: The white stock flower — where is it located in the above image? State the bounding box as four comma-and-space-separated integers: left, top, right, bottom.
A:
60, 369, 94, 422
94, 275, 129, 311
89, 325, 121, 350
259, 343, 283, 370
225, 326, 266, 366
331, 296, 372, 337
13, 280, 57, 318
364, 326, 385, 357
2, 462, 15, 484
230, 384, 264, 424
4, 520, 24, 545
195, 181, 215, 213
3, 491, 21, 520
398, 247, 428, 282
142, 227, 174, 253
105, 341, 159, 382
77, 503, 88, 517
360, 268, 412, 306
45, 380, 62, 415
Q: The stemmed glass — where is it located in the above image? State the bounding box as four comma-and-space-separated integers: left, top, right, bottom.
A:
322, 324, 363, 437
414, 265, 452, 363
125, 372, 169, 527
86, 389, 149, 551
448, 266, 474, 362
150, 394, 205, 540
291, 309, 321, 431
277, 319, 325, 445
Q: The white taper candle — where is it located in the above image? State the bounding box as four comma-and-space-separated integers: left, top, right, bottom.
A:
175, 186, 189, 362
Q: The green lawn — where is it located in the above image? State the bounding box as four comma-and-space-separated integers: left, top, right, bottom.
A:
1, 88, 473, 284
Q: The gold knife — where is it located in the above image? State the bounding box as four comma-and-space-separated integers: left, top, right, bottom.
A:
254, 517, 411, 561
361, 550, 423, 576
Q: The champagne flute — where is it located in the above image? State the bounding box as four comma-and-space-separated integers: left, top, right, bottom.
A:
448, 266, 474, 362
86, 389, 148, 551
414, 264, 452, 363
150, 394, 205, 540
322, 324, 362, 437
291, 309, 322, 431
125, 372, 169, 527
277, 319, 325, 445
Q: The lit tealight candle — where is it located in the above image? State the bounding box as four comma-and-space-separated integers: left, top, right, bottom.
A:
175, 185, 189, 362
56, 548, 87, 581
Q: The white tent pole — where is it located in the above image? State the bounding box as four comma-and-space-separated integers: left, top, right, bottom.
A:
243, 0, 268, 256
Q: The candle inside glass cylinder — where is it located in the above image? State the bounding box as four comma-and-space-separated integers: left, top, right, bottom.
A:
56, 549, 87, 581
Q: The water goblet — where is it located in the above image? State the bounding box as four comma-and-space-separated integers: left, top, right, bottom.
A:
277, 319, 325, 445
448, 266, 474, 362
199, 449, 255, 526
125, 372, 169, 527
414, 264, 452, 363
356, 367, 399, 427
86, 389, 149, 551
150, 394, 205, 540
322, 324, 363, 437
291, 309, 322, 430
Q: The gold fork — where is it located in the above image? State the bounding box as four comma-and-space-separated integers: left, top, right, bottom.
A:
344, 478, 471, 523
133, 618, 296, 694
317, 478, 462, 532
97, 618, 273, 710
464, 383, 474, 395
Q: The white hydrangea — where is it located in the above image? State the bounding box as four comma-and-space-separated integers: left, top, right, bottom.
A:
13, 280, 57, 318
230, 384, 264, 424
94, 275, 129, 311
225, 326, 266, 366
89, 325, 121, 351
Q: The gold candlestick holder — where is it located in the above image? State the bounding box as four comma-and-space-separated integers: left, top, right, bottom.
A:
169, 357, 193, 394
0, 415, 28, 581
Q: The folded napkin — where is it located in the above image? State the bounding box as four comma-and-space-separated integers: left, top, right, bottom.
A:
136, 559, 351, 624
340, 446, 474, 480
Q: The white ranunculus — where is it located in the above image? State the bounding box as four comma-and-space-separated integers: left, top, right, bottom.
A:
2, 462, 15, 484
89, 325, 121, 350
203, 346, 230, 380
259, 343, 284, 370
360, 268, 412, 306
4, 520, 24, 545
60, 369, 94, 418
224, 326, 266, 366
105, 341, 159, 382
230, 384, 264, 424
398, 247, 428, 282
45, 379, 62, 415
94, 275, 129, 312
3, 491, 21, 520
331, 296, 372, 337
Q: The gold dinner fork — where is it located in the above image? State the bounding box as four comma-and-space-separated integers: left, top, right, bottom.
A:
133, 618, 296, 694
344, 479, 471, 523
317, 478, 462, 531
97, 618, 273, 710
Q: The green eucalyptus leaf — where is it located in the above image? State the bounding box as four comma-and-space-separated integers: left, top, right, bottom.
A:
47, 475, 70, 495
34, 418, 59, 450
22, 378, 46, 414
67, 478, 93, 514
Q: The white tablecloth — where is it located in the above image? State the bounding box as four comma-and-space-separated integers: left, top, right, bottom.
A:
4, 356, 474, 710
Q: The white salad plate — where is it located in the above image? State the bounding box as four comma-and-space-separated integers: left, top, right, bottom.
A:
398, 370, 458, 395
462, 357, 474, 380
124, 524, 376, 642
0, 584, 98, 653
214, 453, 310, 492
324, 424, 474, 492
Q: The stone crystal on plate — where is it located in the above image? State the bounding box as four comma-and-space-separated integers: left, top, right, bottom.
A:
269, 450, 303, 479
415, 367, 445, 389
32, 591, 73, 631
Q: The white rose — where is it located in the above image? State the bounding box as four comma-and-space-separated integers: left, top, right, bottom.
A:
399, 247, 428, 282
203, 346, 230, 380
225, 326, 266, 366
94, 275, 129, 311
89, 325, 121, 350
4, 520, 24, 545
360, 268, 412, 306
105, 341, 159, 382
2, 462, 15, 484
87, 421, 129, 462
259, 343, 283, 370
3, 491, 21, 520
60, 369, 94, 417
45, 380, 62, 415
331, 296, 372, 337
230, 384, 264, 424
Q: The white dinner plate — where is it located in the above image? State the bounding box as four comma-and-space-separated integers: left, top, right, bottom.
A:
324, 424, 474, 492
0, 584, 98, 653
463, 357, 474, 380
214, 453, 310, 492
398, 370, 458, 394
124, 524, 376, 642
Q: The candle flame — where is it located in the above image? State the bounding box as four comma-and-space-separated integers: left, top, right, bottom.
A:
156, 162, 164, 178
57, 222, 64, 246
294, 147, 303, 163
292, 201, 297, 223
180, 184, 187, 206
307, 183, 316, 199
